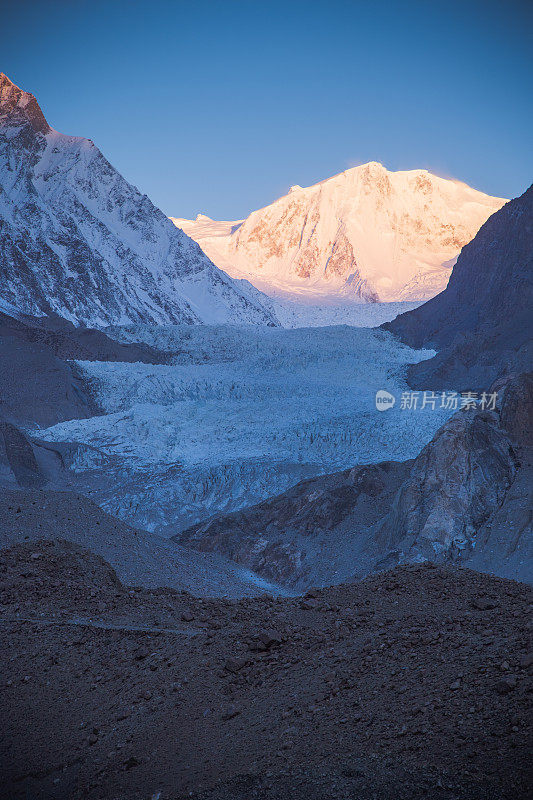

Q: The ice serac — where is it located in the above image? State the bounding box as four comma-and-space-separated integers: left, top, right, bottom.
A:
172, 161, 506, 302
0, 74, 277, 327
383, 184, 533, 390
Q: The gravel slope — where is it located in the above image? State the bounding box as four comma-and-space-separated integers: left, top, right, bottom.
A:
0, 539, 531, 800
0, 490, 282, 598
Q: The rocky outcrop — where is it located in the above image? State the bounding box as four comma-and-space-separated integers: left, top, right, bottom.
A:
375, 409, 518, 564
499, 372, 533, 446
378, 376, 532, 582
177, 460, 410, 586
0, 315, 98, 428
0, 421, 44, 488
383, 185, 533, 391
0, 310, 169, 364
177, 375, 533, 587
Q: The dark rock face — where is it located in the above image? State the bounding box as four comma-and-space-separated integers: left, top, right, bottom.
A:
499, 372, 533, 445
0, 315, 98, 428
178, 375, 533, 587
177, 460, 411, 587
376, 409, 518, 563
0, 421, 44, 488
0, 310, 169, 365
383, 185, 533, 391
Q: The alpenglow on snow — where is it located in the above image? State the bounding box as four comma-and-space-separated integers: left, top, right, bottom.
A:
173, 162, 506, 303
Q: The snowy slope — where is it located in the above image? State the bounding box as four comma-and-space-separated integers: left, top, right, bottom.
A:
0, 73, 277, 327
172, 163, 506, 302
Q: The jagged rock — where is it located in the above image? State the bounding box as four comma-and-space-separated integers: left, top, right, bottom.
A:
0, 421, 44, 488
499, 373, 533, 445
300, 598, 319, 610
494, 677, 517, 695
224, 658, 248, 674
472, 597, 500, 611
376, 408, 517, 563
258, 630, 283, 648
221, 704, 240, 721
519, 654, 533, 669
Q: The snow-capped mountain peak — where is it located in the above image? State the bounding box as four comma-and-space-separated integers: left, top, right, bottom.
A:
0, 74, 277, 327
172, 162, 507, 302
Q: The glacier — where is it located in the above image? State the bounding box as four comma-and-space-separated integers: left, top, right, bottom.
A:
36, 324, 456, 535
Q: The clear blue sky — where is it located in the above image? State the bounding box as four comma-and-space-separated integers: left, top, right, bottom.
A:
3, 0, 532, 219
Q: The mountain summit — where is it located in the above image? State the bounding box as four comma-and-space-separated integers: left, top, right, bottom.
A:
0, 73, 50, 134
0, 74, 277, 327
173, 163, 507, 302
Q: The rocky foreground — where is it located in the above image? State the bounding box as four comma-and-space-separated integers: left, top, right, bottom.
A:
0, 539, 531, 800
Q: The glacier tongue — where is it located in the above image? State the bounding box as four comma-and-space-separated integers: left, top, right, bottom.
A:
37, 324, 455, 534
0, 73, 277, 328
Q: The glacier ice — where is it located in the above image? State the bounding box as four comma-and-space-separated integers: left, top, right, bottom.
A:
37, 324, 456, 535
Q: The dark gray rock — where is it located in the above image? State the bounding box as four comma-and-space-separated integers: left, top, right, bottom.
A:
0, 309, 168, 428
376, 408, 518, 563
382, 185, 533, 392
176, 460, 410, 587
499, 373, 533, 445
0, 421, 44, 488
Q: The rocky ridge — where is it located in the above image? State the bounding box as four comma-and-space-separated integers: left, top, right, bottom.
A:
177, 374, 533, 587
383, 184, 533, 391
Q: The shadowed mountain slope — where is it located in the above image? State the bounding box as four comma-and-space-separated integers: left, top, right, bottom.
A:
382, 184, 533, 390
